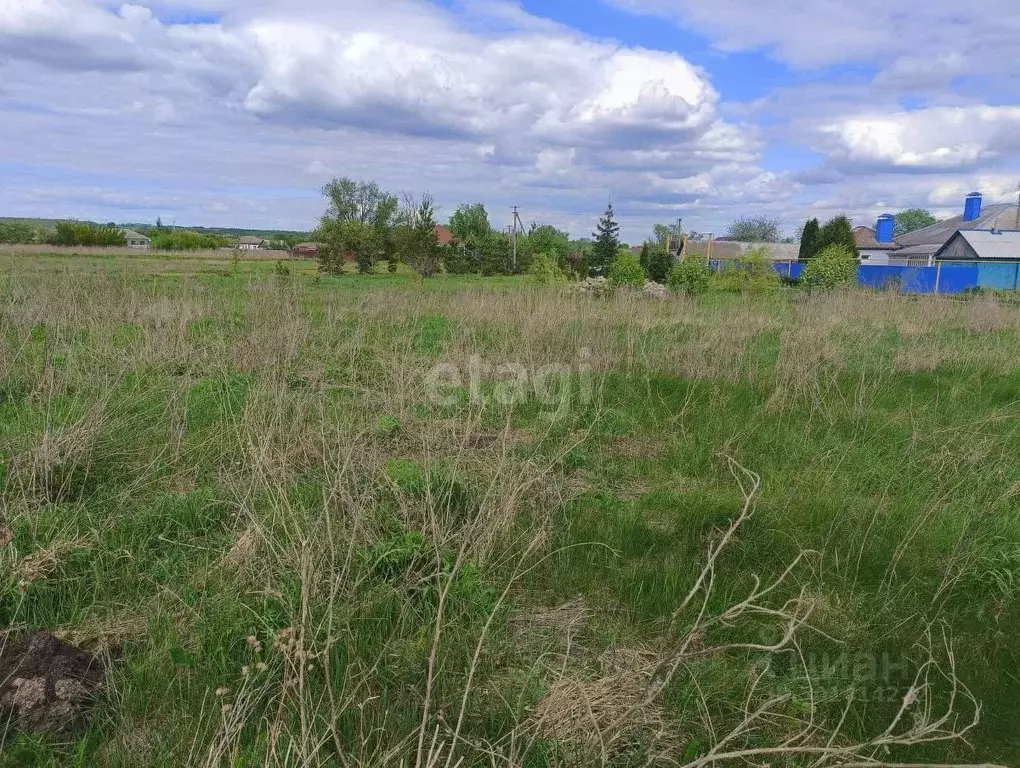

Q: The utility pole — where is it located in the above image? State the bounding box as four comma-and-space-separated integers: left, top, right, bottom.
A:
510, 206, 524, 271
1015, 181, 1020, 230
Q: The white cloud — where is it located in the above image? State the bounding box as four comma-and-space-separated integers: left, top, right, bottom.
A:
0, 0, 772, 239
821, 107, 1020, 170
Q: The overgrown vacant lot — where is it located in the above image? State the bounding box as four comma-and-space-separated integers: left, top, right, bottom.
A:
1, 254, 1018, 766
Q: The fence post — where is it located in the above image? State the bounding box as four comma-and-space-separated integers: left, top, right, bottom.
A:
934, 262, 942, 295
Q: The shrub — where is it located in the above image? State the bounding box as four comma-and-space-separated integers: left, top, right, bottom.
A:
667, 257, 712, 296
607, 250, 646, 288
645, 244, 673, 284
528, 251, 567, 284
443, 246, 478, 275
714, 247, 781, 293
803, 244, 858, 289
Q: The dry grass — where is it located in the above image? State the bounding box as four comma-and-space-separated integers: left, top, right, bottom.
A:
0, 260, 1016, 766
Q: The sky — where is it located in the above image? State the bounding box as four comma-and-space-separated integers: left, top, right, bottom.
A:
2, 0, 1019, 242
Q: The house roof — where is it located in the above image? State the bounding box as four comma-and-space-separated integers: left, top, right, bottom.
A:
686, 241, 799, 261
935, 229, 1020, 260
435, 225, 455, 246
292, 242, 320, 249
121, 229, 150, 241
896, 203, 1020, 247
238, 236, 267, 245
853, 226, 899, 250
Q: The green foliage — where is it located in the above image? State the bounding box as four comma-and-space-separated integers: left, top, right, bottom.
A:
527, 225, 571, 272
48, 221, 127, 247
395, 193, 442, 277
150, 230, 229, 250
448, 203, 492, 246
895, 208, 938, 237
377, 414, 402, 435
714, 247, 781, 293
0, 220, 36, 244
318, 177, 398, 274
817, 215, 858, 257
667, 257, 711, 296
590, 203, 620, 277
528, 251, 568, 284
607, 249, 646, 287
798, 218, 821, 260
644, 242, 673, 284
479, 231, 513, 276
803, 244, 858, 289
726, 215, 782, 243
273, 260, 291, 277
443, 245, 479, 275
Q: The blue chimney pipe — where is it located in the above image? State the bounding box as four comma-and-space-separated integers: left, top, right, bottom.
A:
875, 214, 895, 243
963, 192, 982, 222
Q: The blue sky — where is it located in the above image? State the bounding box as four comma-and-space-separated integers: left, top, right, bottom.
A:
1, 0, 1018, 241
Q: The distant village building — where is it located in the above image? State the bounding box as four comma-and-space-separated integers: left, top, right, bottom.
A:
859, 193, 1020, 266
237, 236, 268, 251
291, 242, 320, 258
122, 229, 151, 249
934, 230, 1020, 262
435, 225, 455, 246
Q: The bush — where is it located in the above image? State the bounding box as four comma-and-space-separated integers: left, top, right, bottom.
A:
667, 257, 712, 296
607, 250, 646, 288
803, 244, 858, 289
528, 251, 567, 284
713, 247, 781, 293
443, 246, 479, 275
49, 221, 126, 247
151, 230, 228, 250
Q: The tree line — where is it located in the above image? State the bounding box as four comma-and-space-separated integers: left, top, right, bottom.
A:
315, 177, 593, 278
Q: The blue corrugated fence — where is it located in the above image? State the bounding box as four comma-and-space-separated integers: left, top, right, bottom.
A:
708, 260, 1020, 294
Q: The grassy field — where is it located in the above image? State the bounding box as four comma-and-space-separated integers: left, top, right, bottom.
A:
1, 251, 1018, 766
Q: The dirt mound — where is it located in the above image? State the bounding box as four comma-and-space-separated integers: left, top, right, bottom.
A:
0, 631, 106, 734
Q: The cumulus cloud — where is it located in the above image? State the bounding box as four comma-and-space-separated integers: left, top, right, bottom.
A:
2, 0, 1017, 240
607, 0, 1019, 71
820, 107, 1020, 171
0, 0, 775, 238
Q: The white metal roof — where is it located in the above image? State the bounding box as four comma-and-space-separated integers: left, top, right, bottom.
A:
951, 229, 1020, 259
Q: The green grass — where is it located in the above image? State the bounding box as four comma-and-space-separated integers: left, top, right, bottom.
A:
0, 252, 1018, 765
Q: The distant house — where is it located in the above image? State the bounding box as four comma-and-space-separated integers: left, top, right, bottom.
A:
854, 225, 900, 261
291, 242, 320, 258
934, 230, 1020, 261
122, 229, 151, 249
435, 225, 455, 246
237, 236, 268, 251
859, 193, 1020, 266
686, 240, 799, 262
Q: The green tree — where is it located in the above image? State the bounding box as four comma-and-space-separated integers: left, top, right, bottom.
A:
0, 220, 35, 244
528, 251, 567, 284
817, 215, 858, 257
645, 242, 673, 283
798, 218, 821, 260
318, 177, 398, 274
448, 203, 492, 246
607, 249, 645, 287
479, 231, 512, 276
394, 193, 442, 277
49, 221, 126, 247
667, 257, 712, 296
726, 216, 782, 243
527, 225, 571, 271
894, 208, 937, 237
590, 203, 620, 276
803, 244, 858, 289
